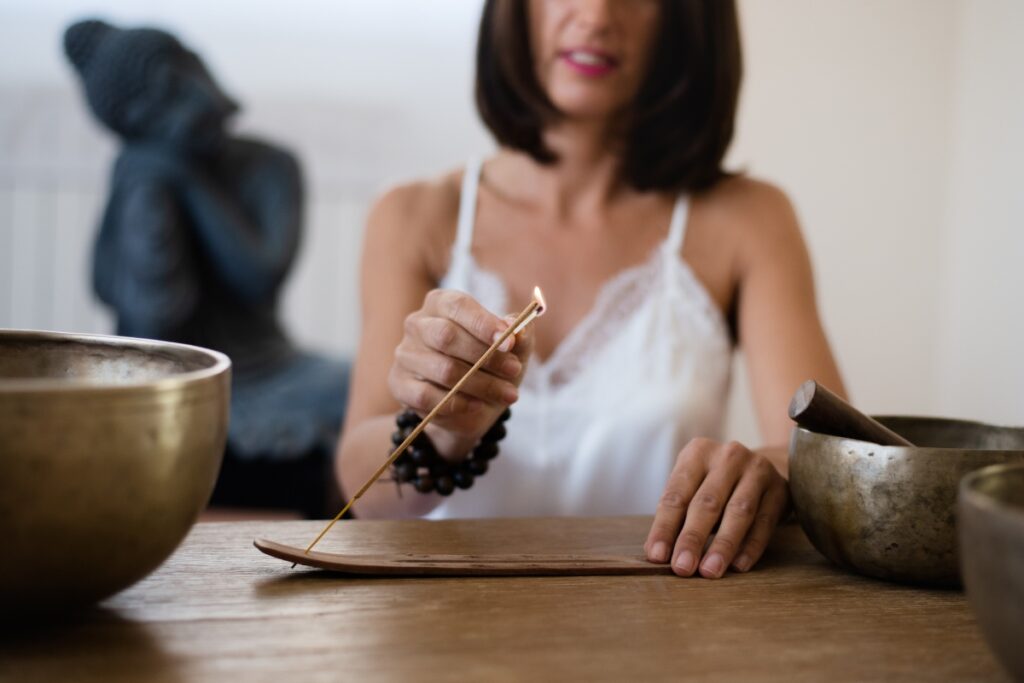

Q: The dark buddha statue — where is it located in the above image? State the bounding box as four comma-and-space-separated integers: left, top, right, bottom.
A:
64, 19, 349, 516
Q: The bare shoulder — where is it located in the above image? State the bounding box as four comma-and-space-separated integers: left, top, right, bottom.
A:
700, 176, 799, 237
697, 175, 807, 269
365, 168, 464, 279
369, 170, 462, 228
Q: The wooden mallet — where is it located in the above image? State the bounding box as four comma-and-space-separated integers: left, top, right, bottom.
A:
788, 380, 914, 447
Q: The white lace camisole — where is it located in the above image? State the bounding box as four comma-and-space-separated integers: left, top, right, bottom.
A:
427, 160, 733, 519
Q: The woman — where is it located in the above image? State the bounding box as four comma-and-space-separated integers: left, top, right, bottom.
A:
337, 0, 844, 579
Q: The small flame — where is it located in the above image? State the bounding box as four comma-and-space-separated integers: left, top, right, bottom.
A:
533, 286, 547, 315
510, 287, 547, 336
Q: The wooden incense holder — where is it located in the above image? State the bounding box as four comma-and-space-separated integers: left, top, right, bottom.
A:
254, 538, 672, 576
788, 380, 914, 447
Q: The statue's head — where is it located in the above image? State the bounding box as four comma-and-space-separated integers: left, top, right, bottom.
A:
64, 19, 238, 154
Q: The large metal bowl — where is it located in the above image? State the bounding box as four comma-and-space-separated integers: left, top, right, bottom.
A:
789, 416, 1024, 586
0, 329, 230, 613
958, 463, 1024, 680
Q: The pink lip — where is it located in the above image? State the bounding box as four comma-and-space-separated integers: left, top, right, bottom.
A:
559, 48, 619, 77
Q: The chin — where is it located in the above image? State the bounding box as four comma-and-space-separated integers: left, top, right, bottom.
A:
551, 98, 623, 122
547, 85, 629, 122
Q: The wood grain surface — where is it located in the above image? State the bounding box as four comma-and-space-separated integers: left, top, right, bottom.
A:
0, 517, 1008, 683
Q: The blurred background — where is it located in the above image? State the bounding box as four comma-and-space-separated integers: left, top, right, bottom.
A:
1, 0, 1021, 450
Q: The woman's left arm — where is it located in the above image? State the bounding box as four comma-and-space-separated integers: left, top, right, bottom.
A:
644, 181, 845, 578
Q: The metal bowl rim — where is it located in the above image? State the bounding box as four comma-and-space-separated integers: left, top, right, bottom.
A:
959, 462, 1024, 521
794, 416, 1024, 455
0, 328, 231, 395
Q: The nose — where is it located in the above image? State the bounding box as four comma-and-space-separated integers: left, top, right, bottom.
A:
176, 56, 237, 118
573, 0, 613, 31
191, 66, 237, 115
193, 74, 239, 118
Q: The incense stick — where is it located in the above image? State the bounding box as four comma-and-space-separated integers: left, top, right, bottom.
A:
296, 294, 544, 562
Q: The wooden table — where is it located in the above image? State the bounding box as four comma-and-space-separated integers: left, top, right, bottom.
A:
0, 517, 1008, 682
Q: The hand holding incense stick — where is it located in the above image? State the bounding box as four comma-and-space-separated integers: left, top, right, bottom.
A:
297, 287, 547, 560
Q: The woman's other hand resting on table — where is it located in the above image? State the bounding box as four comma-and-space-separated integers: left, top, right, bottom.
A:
645, 440, 788, 578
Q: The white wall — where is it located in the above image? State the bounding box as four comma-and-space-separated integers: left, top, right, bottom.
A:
725, 0, 963, 441
938, 0, 1024, 426
0, 1, 1020, 441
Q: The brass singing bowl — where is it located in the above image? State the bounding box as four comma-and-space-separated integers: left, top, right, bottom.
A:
789, 416, 1024, 586
958, 463, 1024, 680
0, 330, 230, 613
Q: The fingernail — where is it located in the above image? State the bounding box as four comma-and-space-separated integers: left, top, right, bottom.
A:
733, 553, 752, 572
493, 330, 514, 352
674, 550, 695, 574
700, 553, 724, 578
649, 541, 668, 563
502, 357, 522, 378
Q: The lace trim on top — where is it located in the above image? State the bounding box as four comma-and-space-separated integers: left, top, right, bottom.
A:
455, 244, 730, 392
443, 160, 730, 393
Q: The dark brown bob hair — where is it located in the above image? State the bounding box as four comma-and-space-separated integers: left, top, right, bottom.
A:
475, 0, 742, 193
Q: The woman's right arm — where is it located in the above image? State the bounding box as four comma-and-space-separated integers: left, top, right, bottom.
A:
336, 182, 531, 519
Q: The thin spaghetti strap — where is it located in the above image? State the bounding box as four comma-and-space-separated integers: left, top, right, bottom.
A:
663, 194, 690, 256
453, 158, 483, 257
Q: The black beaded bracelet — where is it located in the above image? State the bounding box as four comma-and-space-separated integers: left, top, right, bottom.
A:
390, 408, 510, 496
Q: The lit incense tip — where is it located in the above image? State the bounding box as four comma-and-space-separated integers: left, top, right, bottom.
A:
533, 286, 547, 314
512, 286, 547, 335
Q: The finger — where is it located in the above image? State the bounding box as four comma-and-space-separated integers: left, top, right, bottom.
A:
644, 438, 714, 564
505, 313, 536, 363
731, 479, 788, 573
698, 460, 775, 579
425, 290, 508, 347
388, 367, 478, 418
670, 453, 746, 577
410, 315, 521, 377
395, 346, 519, 405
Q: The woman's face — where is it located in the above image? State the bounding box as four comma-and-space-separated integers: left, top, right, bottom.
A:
529, 0, 661, 122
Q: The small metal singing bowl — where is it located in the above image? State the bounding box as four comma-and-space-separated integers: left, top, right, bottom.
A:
788, 417, 1024, 586
958, 462, 1024, 681
0, 330, 230, 614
